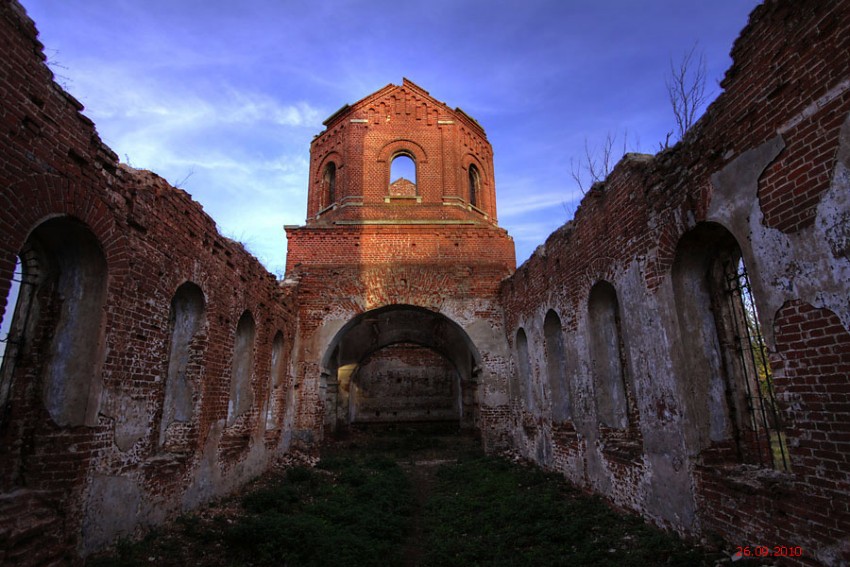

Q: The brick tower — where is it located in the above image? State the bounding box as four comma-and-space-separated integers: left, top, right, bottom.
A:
285, 79, 515, 441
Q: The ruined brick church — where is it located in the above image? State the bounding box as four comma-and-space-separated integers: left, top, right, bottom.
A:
1, 0, 849, 564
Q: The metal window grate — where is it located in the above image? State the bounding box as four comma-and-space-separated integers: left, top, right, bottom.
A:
0, 255, 38, 371
725, 258, 790, 471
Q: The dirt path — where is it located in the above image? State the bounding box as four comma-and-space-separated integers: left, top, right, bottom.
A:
393, 428, 481, 567
323, 424, 480, 567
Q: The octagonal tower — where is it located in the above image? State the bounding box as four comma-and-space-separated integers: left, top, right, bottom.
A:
302, 78, 499, 229
285, 79, 515, 442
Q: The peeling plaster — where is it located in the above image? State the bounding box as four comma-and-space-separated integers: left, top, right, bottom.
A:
710, 112, 850, 343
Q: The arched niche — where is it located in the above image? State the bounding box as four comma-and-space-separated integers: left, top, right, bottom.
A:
588, 280, 629, 430
544, 309, 571, 422
227, 310, 255, 427
265, 330, 286, 430
0, 216, 108, 429
159, 281, 206, 451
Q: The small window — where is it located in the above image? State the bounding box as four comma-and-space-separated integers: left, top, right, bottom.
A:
727, 257, 788, 469
468, 164, 480, 208
673, 223, 789, 470
323, 162, 336, 206
389, 154, 417, 196
0, 255, 23, 370
0, 254, 25, 420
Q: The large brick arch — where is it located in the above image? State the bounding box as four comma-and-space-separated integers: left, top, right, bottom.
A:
319, 304, 482, 431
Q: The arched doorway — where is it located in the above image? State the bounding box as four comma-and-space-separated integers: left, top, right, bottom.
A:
321, 305, 482, 432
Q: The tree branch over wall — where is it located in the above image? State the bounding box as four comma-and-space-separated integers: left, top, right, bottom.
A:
667, 44, 708, 142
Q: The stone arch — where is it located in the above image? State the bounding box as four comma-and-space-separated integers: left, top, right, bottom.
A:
1, 175, 129, 299
314, 151, 343, 178
320, 304, 482, 432
377, 138, 429, 166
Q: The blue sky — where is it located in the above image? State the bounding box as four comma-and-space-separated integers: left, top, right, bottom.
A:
20, 0, 759, 275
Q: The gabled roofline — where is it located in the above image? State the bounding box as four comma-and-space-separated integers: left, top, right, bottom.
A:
318, 78, 487, 139
322, 104, 350, 127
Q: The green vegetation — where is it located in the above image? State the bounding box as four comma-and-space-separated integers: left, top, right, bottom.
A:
225, 456, 414, 566
421, 455, 715, 566
88, 428, 737, 566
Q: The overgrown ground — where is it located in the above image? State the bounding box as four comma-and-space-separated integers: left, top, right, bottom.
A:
88, 425, 758, 566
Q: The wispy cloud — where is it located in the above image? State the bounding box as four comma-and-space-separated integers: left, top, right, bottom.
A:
54, 57, 324, 273
499, 191, 582, 218
497, 177, 582, 218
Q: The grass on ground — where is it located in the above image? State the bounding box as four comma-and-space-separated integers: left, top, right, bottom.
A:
87, 427, 751, 566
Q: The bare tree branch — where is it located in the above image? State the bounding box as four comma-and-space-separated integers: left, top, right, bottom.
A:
173, 167, 196, 189
570, 131, 630, 194
666, 44, 708, 142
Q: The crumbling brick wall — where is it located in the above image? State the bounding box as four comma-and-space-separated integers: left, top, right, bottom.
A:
0, 2, 295, 563
3, 0, 849, 563
499, 1, 850, 563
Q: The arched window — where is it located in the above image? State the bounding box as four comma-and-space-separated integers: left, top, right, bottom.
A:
468, 164, 480, 208
228, 311, 255, 426
0, 217, 107, 428
672, 222, 787, 469
389, 153, 417, 196
588, 281, 629, 429
544, 309, 571, 421
159, 282, 205, 450
322, 162, 336, 206
265, 331, 285, 430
